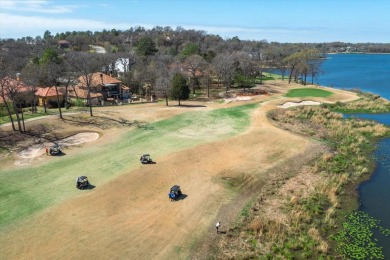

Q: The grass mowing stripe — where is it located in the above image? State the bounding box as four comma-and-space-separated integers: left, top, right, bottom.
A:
0, 103, 258, 229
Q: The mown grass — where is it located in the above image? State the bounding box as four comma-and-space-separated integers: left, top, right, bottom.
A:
285, 88, 333, 98
0, 111, 52, 125
0, 103, 258, 230
0, 106, 90, 125
215, 97, 390, 259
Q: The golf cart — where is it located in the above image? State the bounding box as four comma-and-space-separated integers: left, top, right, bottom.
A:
169, 185, 182, 201
140, 154, 153, 164
76, 176, 90, 189
49, 144, 62, 155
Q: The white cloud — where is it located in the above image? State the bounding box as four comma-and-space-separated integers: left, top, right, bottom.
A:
0, 13, 149, 38
1, 0, 80, 14
0, 12, 341, 42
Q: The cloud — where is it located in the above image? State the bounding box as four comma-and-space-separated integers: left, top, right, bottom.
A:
1, 0, 80, 14
0, 12, 331, 42
0, 13, 145, 38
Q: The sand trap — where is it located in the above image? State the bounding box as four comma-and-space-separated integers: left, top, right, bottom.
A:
224, 96, 253, 103
16, 132, 99, 164
278, 100, 321, 108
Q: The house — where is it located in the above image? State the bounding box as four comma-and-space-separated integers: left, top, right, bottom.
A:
35, 86, 65, 108
76, 72, 124, 100
58, 40, 71, 49
0, 76, 35, 106
67, 87, 103, 106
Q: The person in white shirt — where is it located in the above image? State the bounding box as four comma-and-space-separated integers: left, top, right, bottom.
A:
216, 221, 221, 233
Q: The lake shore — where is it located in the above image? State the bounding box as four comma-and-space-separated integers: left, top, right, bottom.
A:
204, 88, 390, 259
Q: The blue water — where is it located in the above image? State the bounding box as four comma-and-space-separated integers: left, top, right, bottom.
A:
318, 54, 390, 257
317, 54, 390, 100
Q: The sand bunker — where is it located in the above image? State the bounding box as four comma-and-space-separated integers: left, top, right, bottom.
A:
16, 132, 99, 165
224, 96, 253, 103
278, 100, 320, 108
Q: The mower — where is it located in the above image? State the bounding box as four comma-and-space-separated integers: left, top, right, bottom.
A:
49, 144, 62, 155
169, 185, 182, 200
140, 154, 153, 164
76, 176, 90, 189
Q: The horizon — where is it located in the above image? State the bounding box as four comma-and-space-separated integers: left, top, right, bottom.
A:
0, 0, 389, 43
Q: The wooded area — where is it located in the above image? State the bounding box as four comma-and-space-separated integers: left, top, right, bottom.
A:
1, 27, 388, 132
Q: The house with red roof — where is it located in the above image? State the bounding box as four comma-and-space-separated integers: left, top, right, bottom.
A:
69, 72, 130, 105
0, 76, 35, 105
35, 86, 65, 108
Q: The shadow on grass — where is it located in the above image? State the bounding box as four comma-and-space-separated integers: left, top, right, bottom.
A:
78, 184, 96, 190
173, 104, 207, 108
172, 194, 188, 201
51, 151, 66, 156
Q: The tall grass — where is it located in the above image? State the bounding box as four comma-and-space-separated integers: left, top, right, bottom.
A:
215, 99, 390, 258
323, 92, 390, 113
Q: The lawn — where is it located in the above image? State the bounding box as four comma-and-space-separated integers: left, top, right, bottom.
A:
0, 103, 258, 230
285, 88, 333, 98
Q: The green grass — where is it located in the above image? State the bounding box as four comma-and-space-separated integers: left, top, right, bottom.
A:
285, 88, 333, 98
0, 103, 258, 230
0, 107, 80, 125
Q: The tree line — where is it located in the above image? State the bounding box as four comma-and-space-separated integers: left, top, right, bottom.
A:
0, 26, 342, 132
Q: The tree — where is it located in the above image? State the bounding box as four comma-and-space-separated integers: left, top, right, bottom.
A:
235, 52, 257, 89
0, 58, 16, 131
185, 54, 207, 94
170, 73, 189, 106
212, 53, 236, 93
0, 77, 17, 131
68, 52, 105, 116
200, 64, 213, 98
283, 49, 323, 85
135, 36, 158, 56
283, 52, 301, 84
181, 43, 200, 58
154, 56, 172, 106
1, 76, 26, 132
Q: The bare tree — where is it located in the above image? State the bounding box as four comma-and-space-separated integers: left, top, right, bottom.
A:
185, 54, 207, 95
2, 77, 26, 132
283, 52, 301, 84
68, 52, 105, 116
200, 64, 212, 98
154, 58, 172, 106
0, 77, 17, 131
235, 52, 258, 90
212, 53, 236, 93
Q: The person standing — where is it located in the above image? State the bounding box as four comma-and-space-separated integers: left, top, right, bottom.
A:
216, 221, 221, 233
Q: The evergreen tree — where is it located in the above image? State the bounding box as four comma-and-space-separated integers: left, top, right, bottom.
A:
170, 73, 189, 106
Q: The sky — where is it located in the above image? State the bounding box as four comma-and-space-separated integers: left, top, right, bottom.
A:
0, 0, 389, 43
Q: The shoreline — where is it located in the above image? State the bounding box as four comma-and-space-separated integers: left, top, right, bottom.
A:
327, 52, 390, 55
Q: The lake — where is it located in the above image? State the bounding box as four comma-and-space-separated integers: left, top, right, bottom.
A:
318, 53, 390, 100
318, 54, 390, 257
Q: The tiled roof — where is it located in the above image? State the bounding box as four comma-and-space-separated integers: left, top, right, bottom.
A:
0, 77, 32, 93
77, 72, 122, 87
0, 77, 34, 103
68, 86, 103, 99
35, 86, 65, 97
